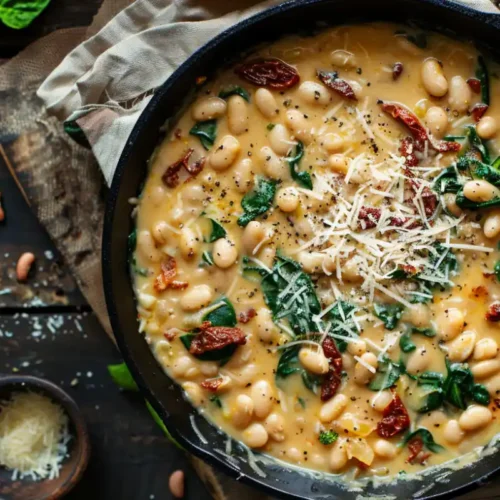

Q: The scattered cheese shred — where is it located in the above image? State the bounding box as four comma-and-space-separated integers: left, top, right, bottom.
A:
0, 392, 70, 481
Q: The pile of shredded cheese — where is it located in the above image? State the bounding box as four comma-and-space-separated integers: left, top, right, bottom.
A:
0, 392, 71, 480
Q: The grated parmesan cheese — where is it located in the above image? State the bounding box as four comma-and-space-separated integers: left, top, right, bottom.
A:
0, 392, 70, 481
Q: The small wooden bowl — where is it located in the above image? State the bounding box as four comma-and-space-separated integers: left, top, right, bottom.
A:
0, 375, 91, 500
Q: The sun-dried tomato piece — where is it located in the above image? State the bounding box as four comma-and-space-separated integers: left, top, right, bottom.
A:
471, 103, 489, 122
467, 78, 481, 94
393, 62, 404, 80
164, 329, 177, 341
380, 102, 461, 153
321, 337, 343, 401
189, 322, 246, 355
154, 257, 178, 292
358, 206, 381, 229
377, 394, 410, 438
388, 217, 421, 230
400, 136, 420, 166
420, 186, 438, 218
486, 302, 500, 322
185, 157, 206, 177
161, 149, 205, 188
471, 285, 488, 298
235, 58, 299, 90
239, 308, 257, 324
169, 281, 189, 290
407, 438, 430, 464
201, 378, 223, 392
317, 70, 357, 101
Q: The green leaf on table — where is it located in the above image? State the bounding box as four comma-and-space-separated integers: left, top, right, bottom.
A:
145, 401, 184, 450
63, 119, 91, 148
218, 85, 250, 102
368, 357, 402, 391
476, 55, 490, 106
0, 0, 52, 30
205, 218, 226, 242
402, 428, 444, 453
286, 141, 312, 190
108, 363, 139, 391
237, 177, 277, 227
374, 303, 404, 330
189, 120, 217, 150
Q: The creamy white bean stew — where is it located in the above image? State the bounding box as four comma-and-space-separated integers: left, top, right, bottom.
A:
132, 23, 500, 478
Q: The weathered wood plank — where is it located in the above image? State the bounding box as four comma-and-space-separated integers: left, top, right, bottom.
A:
0, 311, 210, 500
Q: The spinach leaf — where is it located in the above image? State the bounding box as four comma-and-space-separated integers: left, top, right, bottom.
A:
443, 361, 490, 409
425, 243, 458, 291
395, 30, 428, 49
464, 125, 490, 164
261, 252, 321, 335
410, 326, 436, 337
443, 135, 466, 142
494, 260, 500, 282
286, 141, 313, 190
433, 165, 463, 195
218, 86, 250, 102
128, 228, 149, 276
202, 296, 237, 327
476, 55, 490, 106
241, 255, 269, 279
416, 371, 445, 413
189, 120, 217, 150
276, 344, 321, 394
399, 333, 416, 353
210, 395, 223, 408
205, 218, 226, 242
471, 159, 500, 188
456, 190, 500, 210
237, 177, 277, 227
201, 251, 214, 266
368, 357, 402, 391
0, 0, 51, 29
472, 383, 491, 406
374, 303, 404, 330
267, 123, 276, 131
402, 428, 444, 453
325, 300, 358, 352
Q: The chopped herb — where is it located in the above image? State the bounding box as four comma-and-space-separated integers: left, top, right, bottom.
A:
210, 395, 223, 408
395, 30, 428, 49
267, 123, 276, 130
201, 251, 214, 266
297, 397, 306, 408
275, 344, 321, 393
368, 357, 402, 391
218, 86, 250, 102
374, 302, 404, 330
399, 333, 416, 353
476, 55, 490, 106
205, 218, 227, 242
286, 141, 312, 189
410, 326, 436, 337
326, 300, 358, 352
319, 430, 339, 445
443, 135, 466, 141
189, 120, 217, 150
237, 177, 277, 227
402, 428, 444, 453
494, 260, 500, 282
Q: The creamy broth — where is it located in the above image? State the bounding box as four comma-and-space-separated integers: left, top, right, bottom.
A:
132, 23, 500, 478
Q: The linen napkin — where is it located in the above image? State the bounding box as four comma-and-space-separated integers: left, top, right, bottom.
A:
37, 0, 499, 186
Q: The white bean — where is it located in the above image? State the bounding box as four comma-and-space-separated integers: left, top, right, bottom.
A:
448, 76, 472, 113
373, 439, 397, 459
342, 257, 363, 282
319, 394, 348, 423
227, 95, 248, 136
171, 356, 199, 378
370, 391, 393, 412
347, 339, 367, 357
331, 50, 356, 68
285, 109, 312, 143
321, 133, 345, 153
471, 359, 500, 379
180, 285, 213, 311
257, 245, 276, 268
276, 186, 299, 212
443, 419, 465, 444
179, 227, 200, 258
407, 303, 431, 327
255, 88, 279, 118
213, 238, 238, 269
473, 338, 499, 361
298, 251, 325, 273
463, 180, 500, 203
484, 210, 500, 239
443, 193, 462, 217
149, 185, 166, 206
242, 423, 269, 448
354, 352, 378, 385
232, 158, 254, 193
297, 81, 330, 106
299, 346, 330, 375
477, 116, 498, 139
406, 346, 431, 375
264, 413, 286, 442
199, 362, 219, 377
458, 405, 492, 431
137, 230, 162, 262
329, 441, 348, 471
268, 124, 292, 155
328, 154, 349, 174
425, 106, 448, 138
182, 382, 203, 405
152, 221, 170, 244
421, 58, 448, 97
485, 374, 500, 396
258, 145, 287, 179
232, 394, 254, 428
242, 221, 266, 253
446, 330, 476, 362
209, 135, 241, 171
437, 308, 465, 341
256, 308, 277, 342
192, 97, 227, 121
231, 363, 258, 387
182, 184, 205, 203
251, 380, 275, 419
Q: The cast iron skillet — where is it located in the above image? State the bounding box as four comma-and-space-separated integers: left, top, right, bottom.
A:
103, 1, 500, 498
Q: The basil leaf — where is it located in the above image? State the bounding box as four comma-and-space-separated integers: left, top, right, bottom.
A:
205, 218, 226, 242
237, 177, 277, 227
0, 0, 51, 29
203, 297, 237, 327
190, 120, 217, 150
476, 55, 490, 106
399, 333, 416, 353
403, 428, 444, 453
219, 86, 250, 102
368, 358, 402, 391
108, 363, 139, 391
180, 333, 237, 362
286, 141, 312, 189
374, 303, 404, 330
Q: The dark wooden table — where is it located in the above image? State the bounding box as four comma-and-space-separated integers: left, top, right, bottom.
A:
0, 3, 210, 499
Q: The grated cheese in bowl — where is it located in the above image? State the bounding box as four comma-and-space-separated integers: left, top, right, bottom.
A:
0, 392, 71, 481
